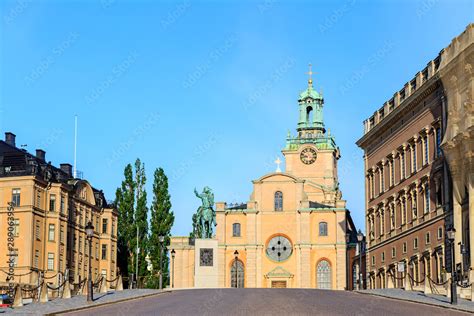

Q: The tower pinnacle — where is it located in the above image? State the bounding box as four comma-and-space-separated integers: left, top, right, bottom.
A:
306, 63, 314, 88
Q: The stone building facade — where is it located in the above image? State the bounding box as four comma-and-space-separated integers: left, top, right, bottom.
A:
439, 24, 473, 293
170, 73, 358, 289
357, 24, 473, 295
0, 132, 118, 287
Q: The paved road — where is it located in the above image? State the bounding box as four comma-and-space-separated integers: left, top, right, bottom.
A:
61, 289, 469, 316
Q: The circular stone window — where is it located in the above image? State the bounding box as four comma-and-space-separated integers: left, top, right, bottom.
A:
266, 235, 293, 262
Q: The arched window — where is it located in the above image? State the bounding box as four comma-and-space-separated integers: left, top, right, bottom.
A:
316, 260, 332, 289
274, 191, 283, 212
232, 223, 241, 237
306, 106, 313, 126
231, 259, 244, 288
319, 222, 328, 236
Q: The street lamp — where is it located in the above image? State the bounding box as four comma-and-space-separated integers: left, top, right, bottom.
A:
85, 221, 94, 302
446, 226, 457, 305
357, 229, 364, 290
159, 236, 165, 290
171, 249, 176, 288
233, 250, 239, 288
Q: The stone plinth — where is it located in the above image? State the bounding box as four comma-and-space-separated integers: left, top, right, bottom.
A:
194, 238, 219, 288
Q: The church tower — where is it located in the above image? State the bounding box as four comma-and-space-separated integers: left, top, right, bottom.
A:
282, 64, 342, 205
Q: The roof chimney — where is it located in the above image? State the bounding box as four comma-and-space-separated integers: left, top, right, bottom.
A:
5, 132, 16, 147
36, 149, 46, 161
60, 163, 72, 177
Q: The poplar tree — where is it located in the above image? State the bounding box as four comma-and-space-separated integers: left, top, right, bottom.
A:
134, 159, 149, 278
149, 167, 174, 286
115, 163, 135, 278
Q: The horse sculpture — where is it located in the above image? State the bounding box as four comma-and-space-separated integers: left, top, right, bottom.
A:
194, 187, 216, 239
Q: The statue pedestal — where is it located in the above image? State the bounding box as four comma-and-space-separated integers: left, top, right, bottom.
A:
194, 238, 219, 288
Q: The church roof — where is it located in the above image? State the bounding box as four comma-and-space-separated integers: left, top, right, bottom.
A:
298, 86, 322, 100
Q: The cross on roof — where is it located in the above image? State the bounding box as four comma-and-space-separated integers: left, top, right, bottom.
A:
306, 63, 315, 87
275, 157, 282, 173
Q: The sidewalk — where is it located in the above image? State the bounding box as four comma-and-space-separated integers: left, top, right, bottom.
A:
357, 288, 474, 313
0, 289, 163, 315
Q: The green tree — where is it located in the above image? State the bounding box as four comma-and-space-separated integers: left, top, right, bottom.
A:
149, 167, 174, 287
133, 159, 149, 279
115, 164, 135, 279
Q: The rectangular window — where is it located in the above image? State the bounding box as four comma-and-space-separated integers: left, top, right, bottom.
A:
372, 256, 375, 265
34, 250, 39, 268
47, 253, 54, 271
401, 152, 405, 179
390, 160, 394, 186
425, 187, 430, 213
232, 223, 241, 237
438, 227, 443, 240
11, 189, 21, 206
381, 252, 385, 262
380, 167, 385, 192
102, 218, 108, 234
319, 222, 328, 236
60, 195, 65, 213
412, 194, 418, 218
111, 220, 115, 236
96, 243, 99, 259
423, 136, 429, 165
49, 194, 56, 212
36, 190, 41, 208
401, 199, 406, 224
48, 224, 55, 241
13, 219, 20, 237
102, 245, 107, 260
403, 242, 407, 254
414, 238, 418, 249
60, 226, 64, 244
412, 144, 417, 173
391, 247, 396, 258
426, 232, 431, 244
436, 127, 442, 157
35, 220, 41, 240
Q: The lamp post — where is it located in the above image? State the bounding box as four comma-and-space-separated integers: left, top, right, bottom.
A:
446, 226, 457, 305
171, 249, 176, 288
357, 229, 364, 290
233, 250, 239, 288
85, 221, 94, 302
159, 236, 165, 290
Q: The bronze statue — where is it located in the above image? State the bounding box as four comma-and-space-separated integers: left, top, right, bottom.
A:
194, 187, 216, 239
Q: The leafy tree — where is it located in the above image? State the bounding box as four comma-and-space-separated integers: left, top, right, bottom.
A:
115, 164, 135, 279
149, 167, 174, 287
133, 159, 149, 278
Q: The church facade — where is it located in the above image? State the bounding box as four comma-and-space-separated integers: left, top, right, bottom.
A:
170, 73, 357, 289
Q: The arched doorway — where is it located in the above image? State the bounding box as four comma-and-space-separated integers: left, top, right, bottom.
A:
231, 260, 244, 288
316, 260, 332, 289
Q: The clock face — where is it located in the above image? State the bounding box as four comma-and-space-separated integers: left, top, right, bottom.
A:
266, 236, 292, 262
300, 147, 317, 165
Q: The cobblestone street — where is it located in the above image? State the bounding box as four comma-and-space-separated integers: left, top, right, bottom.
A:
56, 289, 471, 316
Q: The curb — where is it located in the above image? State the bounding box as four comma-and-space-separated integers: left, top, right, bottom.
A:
44, 290, 169, 316
355, 291, 473, 314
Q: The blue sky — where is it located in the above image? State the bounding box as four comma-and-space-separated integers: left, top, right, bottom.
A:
1, 0, 472, 236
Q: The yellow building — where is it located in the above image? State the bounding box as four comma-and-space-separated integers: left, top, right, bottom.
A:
0, 132, 118, 288
170, 73, 357, 289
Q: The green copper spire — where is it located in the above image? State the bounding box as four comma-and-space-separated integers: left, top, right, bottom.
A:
297, 63, 324, 132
